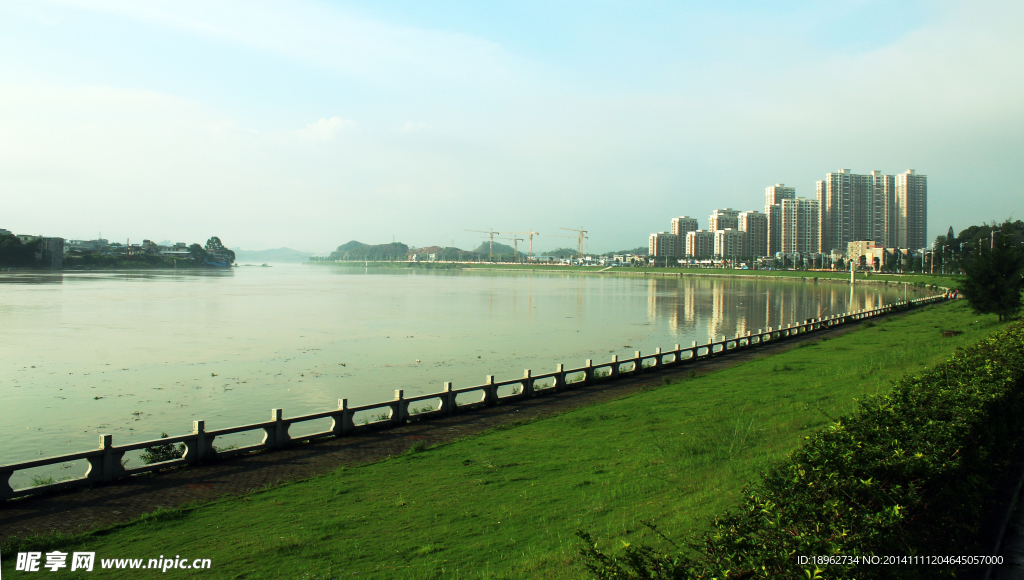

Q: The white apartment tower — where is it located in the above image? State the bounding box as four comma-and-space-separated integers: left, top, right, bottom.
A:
781, 197, 821, 254
869, 171, 897, 248
648, 232, 678, 257
685, 230, 714, 258
738, 210, 768, 258
817, 169, 898, 254
764, 183, 796, 256
709, 208, 740, 232
670, 216, 699, 257
895, 169, 928, 250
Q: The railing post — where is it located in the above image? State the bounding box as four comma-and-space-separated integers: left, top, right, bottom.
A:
484, 376, 498, 406
610, 355, 619, 379
555, 364, 566, 391
673, 344, 681, 364
584, 360, 594, 384
394, 390, 409, 424
523, 369, 534, 397
634, 351, 642, 372
100, 434, 122, 483
691, 340, 698, 360
655, 347, 663, 369
333, 399, 354, 435
185, 420, 211, 463
443, 382, 457, 414
0, 467, 13, 497
263, 408, 288, 449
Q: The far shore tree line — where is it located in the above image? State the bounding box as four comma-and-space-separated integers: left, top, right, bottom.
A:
315, 240, 638, 262
0, 234, 235, 269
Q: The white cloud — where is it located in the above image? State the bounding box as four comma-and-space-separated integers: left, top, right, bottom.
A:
394, 121, 429, 133
42, 0, 530, 95
293, 117, 355, 141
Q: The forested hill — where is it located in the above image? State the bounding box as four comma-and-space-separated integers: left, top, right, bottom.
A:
328, 241, 409, 261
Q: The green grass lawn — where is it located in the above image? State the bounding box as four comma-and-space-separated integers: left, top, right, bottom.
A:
3, 301, 1001, 579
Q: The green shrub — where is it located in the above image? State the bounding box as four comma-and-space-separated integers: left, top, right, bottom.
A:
140, 432, 186, 464
580, 321, 1024, 579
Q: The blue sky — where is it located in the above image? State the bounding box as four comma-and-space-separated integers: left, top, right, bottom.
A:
1, 0, 1021, 252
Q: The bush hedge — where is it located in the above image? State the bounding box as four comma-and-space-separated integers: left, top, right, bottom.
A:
580, 320, 1024, 579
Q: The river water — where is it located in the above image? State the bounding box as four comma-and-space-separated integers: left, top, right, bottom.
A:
0, 265, 915, 486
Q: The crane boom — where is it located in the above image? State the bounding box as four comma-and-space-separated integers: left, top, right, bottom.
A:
559, 227, 588, 260
465, 229, 497, 260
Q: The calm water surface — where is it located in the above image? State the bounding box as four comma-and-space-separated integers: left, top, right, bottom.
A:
0, 265, 917, 485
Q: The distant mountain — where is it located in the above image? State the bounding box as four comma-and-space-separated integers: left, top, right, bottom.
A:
472, 241, 518, 257
537, 247, 580, 258
232, 247, 313, 263
601, 246, 648, 257
334, 240, 368, 253
328, 241, 409, 261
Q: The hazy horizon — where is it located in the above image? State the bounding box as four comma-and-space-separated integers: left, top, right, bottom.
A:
3, 1, 1022, 254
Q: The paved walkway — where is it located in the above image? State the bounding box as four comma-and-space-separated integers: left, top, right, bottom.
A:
0, 321, 869, 543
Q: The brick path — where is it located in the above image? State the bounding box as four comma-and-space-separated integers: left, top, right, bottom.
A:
0, 321, 871, 543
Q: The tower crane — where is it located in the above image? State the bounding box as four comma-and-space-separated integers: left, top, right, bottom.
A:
494, 236, 525, 262
464, 229, 498, 261
501, 230, 541, 260
559, 227, 589, 259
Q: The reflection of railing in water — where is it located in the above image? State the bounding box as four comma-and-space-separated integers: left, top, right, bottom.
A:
0, 294, 947, 500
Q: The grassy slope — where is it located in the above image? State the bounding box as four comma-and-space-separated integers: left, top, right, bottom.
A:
2, 301, 1000, 579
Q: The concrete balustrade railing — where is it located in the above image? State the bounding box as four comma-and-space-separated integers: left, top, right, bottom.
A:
0, 294, 946, 499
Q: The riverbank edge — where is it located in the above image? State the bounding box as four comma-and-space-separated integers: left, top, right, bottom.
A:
305, 260, 962, 289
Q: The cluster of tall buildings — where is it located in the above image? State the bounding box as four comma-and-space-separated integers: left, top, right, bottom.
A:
648, 168, 928, 261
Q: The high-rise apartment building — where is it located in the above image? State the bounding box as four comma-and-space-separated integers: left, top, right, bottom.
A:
817, 169, 898, 253
738, 210, 768, 258
670, 216, 699, 257
709, 208, 739, 232
781, 197, 821, 254
895, 169, 927, 250
869, 171, 897, 248
648, 232, 678, 258
685, 230, 714, 258
713, 228, 748, 258
765, 184, 795, 256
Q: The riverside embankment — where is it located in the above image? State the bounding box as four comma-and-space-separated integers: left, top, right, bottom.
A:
311, 259, 963, 288
2, 298, 1001, 579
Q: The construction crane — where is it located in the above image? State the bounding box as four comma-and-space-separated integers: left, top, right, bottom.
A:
501, 230, 541, 260
464, 229, 498, 261
494, 236, 525, 262
559, 227, 589, 259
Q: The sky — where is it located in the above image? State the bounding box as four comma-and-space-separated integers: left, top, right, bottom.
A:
1, 0, 1022, 254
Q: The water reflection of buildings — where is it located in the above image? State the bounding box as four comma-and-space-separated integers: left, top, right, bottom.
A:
646, 277, 901, 344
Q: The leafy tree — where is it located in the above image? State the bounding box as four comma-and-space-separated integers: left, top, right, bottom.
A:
960, 226, 1024, 322
0, 234, 41, 267
204, 236, 235, 263
140, 432, 185, 464
188, 243, 210, 263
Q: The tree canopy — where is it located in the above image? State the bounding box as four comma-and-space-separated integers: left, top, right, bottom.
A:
0, 234, 40, 267
960, 223, 1024, 322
